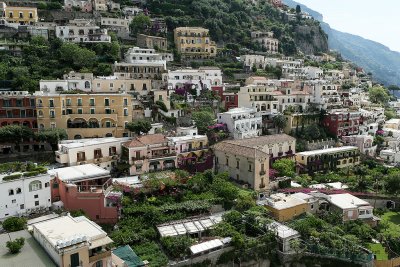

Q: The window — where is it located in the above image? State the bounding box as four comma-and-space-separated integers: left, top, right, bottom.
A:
226, 157, 229, 166
105, 108, 111, 114
19, 12, 23, 18
236, 160, 239, 169
16, 188, 21, 194
49, 99, 54, 107
9, 189, 14, 196
104, 99, 110, 106
34, 194, 38, 199
29, 180, 42, 191
89, 98, 95, 106
94, 149, 102, 159
95, 260, 103, 267
45, 182, 49, 187
12, 199, 16, 203
123, 98, 128, 106
70, 252, 80, 267
77, 99, 82, 106
66, 99, 71, 106
124, 108, 128, 116
20, 204, 24, 210
248, 164, 252, 172
77, 108, 83, 114
105, 121, 111, 128
35, 201, 39, 206
50, 110, 55, 118
85, 81, 90, 89
90, 108, 95, 114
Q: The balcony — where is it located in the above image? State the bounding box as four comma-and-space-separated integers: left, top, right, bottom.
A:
180, 146, 209, 153
259, 170, 266, 175
148, 152, 176, 160
89, 250, 111, 263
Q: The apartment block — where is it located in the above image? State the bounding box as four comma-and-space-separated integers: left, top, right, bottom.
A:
123, 134, 177, 175
0, 172, 51, 219
296, 146, 360, 174
251, 31, 279, 54
35, 92, 133, 139
217, 107, 262, 139
56, 19, 111, 43
174, 27, 217, 60
0, 2, 37, 25
322, 111, 361, 137
0, 91, 37, 129
55, 137, 130, 170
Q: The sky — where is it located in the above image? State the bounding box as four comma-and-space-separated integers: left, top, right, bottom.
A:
294, 0, 400, 52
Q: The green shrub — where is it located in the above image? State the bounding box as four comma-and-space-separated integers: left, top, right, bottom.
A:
161, 236, 193, 258
2, 174, 23, 181
6, 237, 25, 254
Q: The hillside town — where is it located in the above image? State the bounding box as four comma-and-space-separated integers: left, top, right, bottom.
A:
1, 0, 400, 267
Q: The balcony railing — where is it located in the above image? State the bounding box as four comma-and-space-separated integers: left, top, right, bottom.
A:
260, 170, 266, 175
180, 146, 209, 153
148, 152, 177, 159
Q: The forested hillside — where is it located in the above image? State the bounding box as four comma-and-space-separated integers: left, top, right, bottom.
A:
146, 0, 328, 55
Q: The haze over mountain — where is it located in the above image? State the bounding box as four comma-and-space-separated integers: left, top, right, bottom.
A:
284, 0, 400, 86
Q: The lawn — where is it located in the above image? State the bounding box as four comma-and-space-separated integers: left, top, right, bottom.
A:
367, 243, 388, 260
381, 211, 400, 238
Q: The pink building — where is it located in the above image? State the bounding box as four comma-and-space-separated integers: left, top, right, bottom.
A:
50, 164, 120, 224
64, 0, 93, 12
123, 134, 177, 175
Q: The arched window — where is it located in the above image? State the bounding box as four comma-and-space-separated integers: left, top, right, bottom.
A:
9, 189, 14, 195
29, 180, 42, 191
16, 188, 22, 194
84, 81, 90, 89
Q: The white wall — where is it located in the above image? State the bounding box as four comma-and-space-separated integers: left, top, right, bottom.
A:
0, 174, 51, 219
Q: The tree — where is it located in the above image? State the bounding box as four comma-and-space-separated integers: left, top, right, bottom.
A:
6, 237, 25, 254
368, 86, 390, 104
385, 173, 400, 195
0, 125, 34, 144
296, 5, 301, 14
126, 120, 152, 135
35, 128, 68, 144
192, 111, 215, 134
272, 159, 296, 178
130, 14, 151, 35
2, 217, 26, 232
272, 114, 287, 133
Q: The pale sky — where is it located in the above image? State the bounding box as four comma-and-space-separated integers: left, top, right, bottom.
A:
294, 0, 400, 52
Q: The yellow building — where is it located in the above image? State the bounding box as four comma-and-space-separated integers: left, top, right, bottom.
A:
263, 193, 309, 222
35, 92, 133, 139
296, 146, 360, 174
1, 2, 38, 25
174, 27, 217, 60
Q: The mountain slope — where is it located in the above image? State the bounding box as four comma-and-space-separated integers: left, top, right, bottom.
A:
284, 0, 400, 86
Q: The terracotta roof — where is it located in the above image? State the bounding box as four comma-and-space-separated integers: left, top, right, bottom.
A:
212, 142, 268, 159
225, 134, 296, 147
123, 134, 167, 148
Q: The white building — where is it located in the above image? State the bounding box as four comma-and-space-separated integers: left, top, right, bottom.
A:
164, 67, 222, 95
64, 0, 92, 12
0, 172, 51, 219
341, 135, 377, 157
55, 137, 130, 170
56, 19, 111, 43
304, 66, 323, 80
385, 119, 400, 131
380, 149, 400, 163
266, 221, 300, 253
217, 107, 262, 139
124, 47, 173, 69
32, 214, 113, 267
310, 81, 341, 110
240, 54, 266, 70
